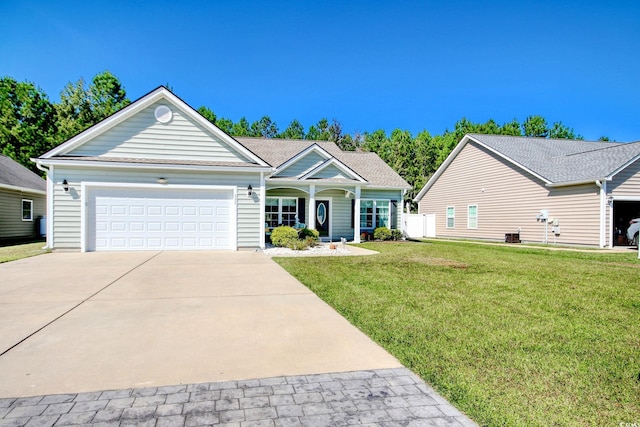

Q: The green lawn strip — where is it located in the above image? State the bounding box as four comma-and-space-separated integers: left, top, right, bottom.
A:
274, 241, 640, 426
0, 242, 49, 263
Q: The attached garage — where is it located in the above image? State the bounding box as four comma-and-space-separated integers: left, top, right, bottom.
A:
84, 185, 236, 251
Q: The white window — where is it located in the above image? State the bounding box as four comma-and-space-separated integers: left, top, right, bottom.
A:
22, 199, 33, 221
468, 205, 478, 229
360, 199, 391, 229
265, 197, 297, 228
446, 206, 455, 228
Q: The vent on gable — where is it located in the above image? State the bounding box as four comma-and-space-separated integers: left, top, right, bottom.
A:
154, 105, 173, 123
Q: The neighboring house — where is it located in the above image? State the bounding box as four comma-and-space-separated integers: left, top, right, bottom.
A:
0, 155, 46, 243
414, 133, 640, 248
34, 86, 410, 252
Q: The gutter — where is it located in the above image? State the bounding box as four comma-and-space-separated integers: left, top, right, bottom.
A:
546, 177, 611, 188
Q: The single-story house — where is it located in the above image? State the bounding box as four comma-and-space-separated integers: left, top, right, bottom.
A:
414, 133, 640, 248
0, 155, 46, 243
34, 86, 410, 252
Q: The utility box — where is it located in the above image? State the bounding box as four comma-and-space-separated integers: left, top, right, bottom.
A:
505, 233, 521, 243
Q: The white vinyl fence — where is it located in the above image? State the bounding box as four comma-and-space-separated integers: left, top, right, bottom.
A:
406, 213, 436, 238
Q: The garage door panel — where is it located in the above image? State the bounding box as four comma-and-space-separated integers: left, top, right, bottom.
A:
92, 189, 235, 251
111, 205, 127, 215
148, 206, 162, 215
130, 222, 145, 232
130, 206, 145, 216
183, 222, 197, 232
199, 207, 214, 216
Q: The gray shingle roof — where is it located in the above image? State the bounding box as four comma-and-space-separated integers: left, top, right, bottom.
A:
468, 134, 640, 184
0, 155, 46, 192
236, 137, 410, 189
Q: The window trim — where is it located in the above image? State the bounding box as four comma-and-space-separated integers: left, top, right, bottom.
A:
22, 199, 33, 222
265, 196, 298, 228
360, 199, 392, 229
446, 206, 455, 229
468, 204, 478, 229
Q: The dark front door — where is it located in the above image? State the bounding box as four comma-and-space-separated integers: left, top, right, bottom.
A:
316, 200, 330, 237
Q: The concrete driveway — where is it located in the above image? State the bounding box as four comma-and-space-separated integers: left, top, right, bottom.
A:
0, 251, 400, 398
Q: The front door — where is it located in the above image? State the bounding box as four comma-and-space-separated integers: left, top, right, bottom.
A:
316, 200, 330, 238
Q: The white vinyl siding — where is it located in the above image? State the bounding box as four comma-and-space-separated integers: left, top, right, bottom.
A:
419, 141, 601, 246
446, 206, 455, 228
22, 199, 33, 221
67, 102, 253, 163
0, 189, 45, 239
468, 205, 478, 229
49, 166, 261, 250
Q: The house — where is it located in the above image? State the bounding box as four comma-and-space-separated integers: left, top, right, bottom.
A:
413, 133, 640, 248
34, 86, 410, 252
0, 155, 46, 243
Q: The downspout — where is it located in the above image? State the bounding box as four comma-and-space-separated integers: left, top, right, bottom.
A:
595, 180, 606, 248
35, 161, 52, 250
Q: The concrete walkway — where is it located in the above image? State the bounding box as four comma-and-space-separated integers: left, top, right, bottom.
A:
0, 251, 477, 426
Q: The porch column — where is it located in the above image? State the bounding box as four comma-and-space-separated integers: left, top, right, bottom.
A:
308, 184, 316, 230
354, 186, 361, 243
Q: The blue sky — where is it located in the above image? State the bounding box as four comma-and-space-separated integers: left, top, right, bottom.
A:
2, 1, 639, 141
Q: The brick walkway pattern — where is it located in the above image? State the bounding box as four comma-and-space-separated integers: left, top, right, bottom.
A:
0, 368, 477, 427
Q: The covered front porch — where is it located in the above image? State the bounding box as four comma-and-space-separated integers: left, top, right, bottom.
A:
262, 182, 403, 247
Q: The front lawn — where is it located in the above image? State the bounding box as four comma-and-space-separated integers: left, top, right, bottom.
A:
0, 242, 49, 263
274, 241, 640, 426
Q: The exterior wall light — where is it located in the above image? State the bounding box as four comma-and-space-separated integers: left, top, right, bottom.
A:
157, 178, 168, 184
62, 179, 69, 192
247, 184, 253, 196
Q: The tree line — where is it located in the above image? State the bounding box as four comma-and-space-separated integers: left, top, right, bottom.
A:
1, 71, 608, 203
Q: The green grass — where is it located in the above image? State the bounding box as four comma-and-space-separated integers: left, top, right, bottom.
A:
0, 242, 49, 263
274, 241, 640, 426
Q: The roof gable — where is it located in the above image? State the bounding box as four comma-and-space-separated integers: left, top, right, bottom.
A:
0, 155, 45, 194
39, 87, 268, 167
237, 138, 409, 188
273, 144, 332, 177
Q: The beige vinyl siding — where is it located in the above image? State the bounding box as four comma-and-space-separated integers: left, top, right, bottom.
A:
49, 166, 261, 250
0, 189, 45, 239
275, 152, 326, 177
419, 141, 601, 245
67, 102, 252, 163
610, 158, 640, 195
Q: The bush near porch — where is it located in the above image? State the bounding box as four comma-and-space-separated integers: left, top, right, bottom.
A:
274, 240, 640, 426
270, 226, 319, 250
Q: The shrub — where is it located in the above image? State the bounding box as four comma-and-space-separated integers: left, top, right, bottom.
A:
298, 227, 320, 242
374, 227, 392, 241
287, 238, 311, 250
391, 229, 403, 241
271, 226, 299, 247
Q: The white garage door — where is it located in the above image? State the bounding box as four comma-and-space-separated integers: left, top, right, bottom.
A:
89, 188, 235, 251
